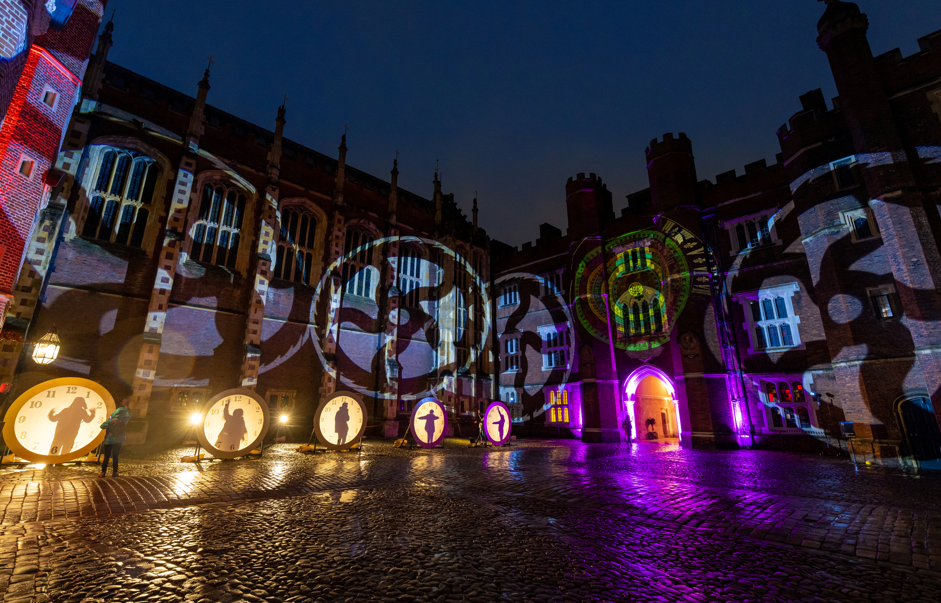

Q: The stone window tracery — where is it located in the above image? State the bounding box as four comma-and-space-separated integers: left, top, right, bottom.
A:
761, 378, 815, 431
500, 283, 519, 307
724, 212, 781, 256
737, 283, 802, 354
502, 334, 520, 372
538, 324, 569, 370
190, 183, 246, 268
342, 228, 376, 299
82, 149, 158, 248
275, 207, 316, 284
547, 388, 570, 425
397, 247, 423, 308
841, 208, 879, 242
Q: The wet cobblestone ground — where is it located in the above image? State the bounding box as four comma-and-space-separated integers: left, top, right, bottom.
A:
2, 439, 941, 602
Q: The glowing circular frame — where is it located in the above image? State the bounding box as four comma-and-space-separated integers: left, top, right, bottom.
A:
196, 388, 270, 459
309, 235, 491, 400
482, 401, 512, 446
2, 377, 116, 464
409, 397, 447, 449
314, 391, 368, 450
574, 223, 711, 354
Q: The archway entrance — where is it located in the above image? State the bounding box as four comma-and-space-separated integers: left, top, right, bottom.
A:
624, 367, 680, 443
899, 397, 941, 470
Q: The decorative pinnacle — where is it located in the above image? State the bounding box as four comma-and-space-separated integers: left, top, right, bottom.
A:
105, 9, 115, 32
201, 55, 213, 85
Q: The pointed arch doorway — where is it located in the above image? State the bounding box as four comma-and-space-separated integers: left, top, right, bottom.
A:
898, 397, 941, 470
624, 367, 680, 443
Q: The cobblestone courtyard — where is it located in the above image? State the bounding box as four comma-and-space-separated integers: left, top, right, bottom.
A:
2, 439, 941, 602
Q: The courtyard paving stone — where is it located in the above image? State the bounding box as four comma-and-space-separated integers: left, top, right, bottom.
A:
0, 439, 940, 601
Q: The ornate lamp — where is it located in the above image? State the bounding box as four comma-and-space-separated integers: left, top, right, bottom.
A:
31, 327, 60, 365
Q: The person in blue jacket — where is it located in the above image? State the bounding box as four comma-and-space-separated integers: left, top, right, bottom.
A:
99, 401, 130, 477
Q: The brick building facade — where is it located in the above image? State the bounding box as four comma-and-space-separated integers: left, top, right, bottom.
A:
0, 0, 103, 366
494, 1, 941, 468
2, 15, 494, 446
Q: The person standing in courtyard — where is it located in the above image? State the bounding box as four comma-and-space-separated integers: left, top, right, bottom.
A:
99, 401, 130, 477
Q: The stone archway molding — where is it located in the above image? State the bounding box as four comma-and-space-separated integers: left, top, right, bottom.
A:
623, 365, 680, 440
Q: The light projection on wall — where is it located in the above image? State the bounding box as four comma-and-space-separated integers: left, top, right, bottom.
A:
2, 378, 115, 463
574, 218, 712, 357
196, 389, 269, 459
310, 236, 491, 401
314, 391, 367, 450
410, 397, 447, 448
482, 401, 511, 446
494, 272, 577, 424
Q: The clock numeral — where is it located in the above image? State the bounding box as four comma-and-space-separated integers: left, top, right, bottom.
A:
45, 391, 56, 398
211, 409, 219, 415
28, 400, 42, 409
50, 446, 59, 455
20, 431, 26, 438
17, 416, 24, 423
253, 431, 258, 436
66, 386, 77, 394
257, 419, 262, 425
86, 390, 91, 397
229, 445, 236, 451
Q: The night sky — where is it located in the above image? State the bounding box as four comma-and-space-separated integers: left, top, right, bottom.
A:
103, 1, 938, 247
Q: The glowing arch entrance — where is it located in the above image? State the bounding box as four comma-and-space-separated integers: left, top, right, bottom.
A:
624, 366, 680, 442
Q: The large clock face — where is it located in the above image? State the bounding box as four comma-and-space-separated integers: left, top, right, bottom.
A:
196, 389, 269, 459
2, 378, 115, 464
410, 397, 447, 449
315, 392, 367, 450
483, 401, 511, 446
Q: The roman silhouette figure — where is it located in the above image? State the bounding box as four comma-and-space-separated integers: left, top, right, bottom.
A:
335, 402, 351, 445
216, 401, 247, 451
47, 396, 96, 455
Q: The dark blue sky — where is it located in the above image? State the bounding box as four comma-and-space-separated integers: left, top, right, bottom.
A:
104, 1, 938, 246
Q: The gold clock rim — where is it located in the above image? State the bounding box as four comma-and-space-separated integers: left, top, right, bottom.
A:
195, 388, 270, 459
313, 391, 368, 451
1, 377, 116, 464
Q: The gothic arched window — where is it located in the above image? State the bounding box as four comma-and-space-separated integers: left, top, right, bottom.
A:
275, 207, 316, 284
342, 228, 376, 298
397, 247, 422, 308
82, 149, 158, 247
190, 183, 246, 268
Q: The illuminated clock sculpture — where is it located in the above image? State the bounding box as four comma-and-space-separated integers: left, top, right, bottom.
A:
410, 397, 447, 448
482, 401, 511, 446
574, 217, 713, 358
196, 389, 270, 459
315, 391, 367, 450
2, 378, 115, 464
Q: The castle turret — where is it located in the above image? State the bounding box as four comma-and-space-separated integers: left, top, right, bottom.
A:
645, 133, 698, 211
565, 173, 613, 239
